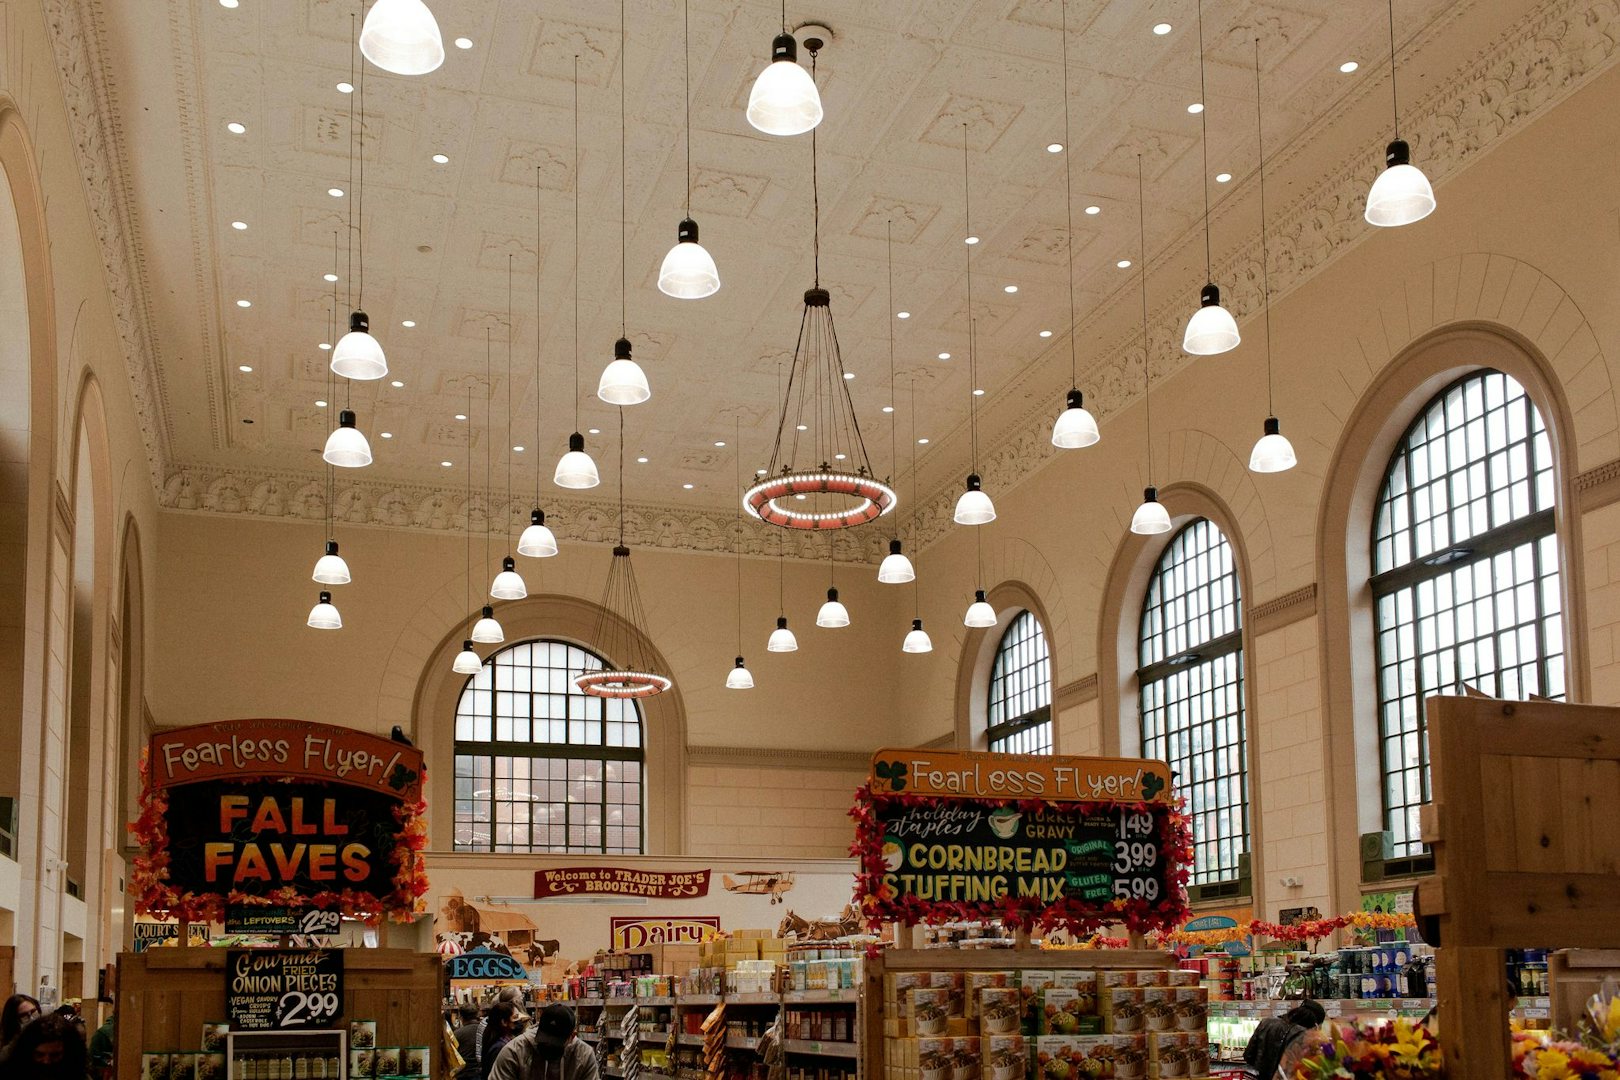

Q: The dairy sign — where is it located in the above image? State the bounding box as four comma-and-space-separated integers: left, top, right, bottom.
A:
134, 719, 428, 924
609, 916, 722, 950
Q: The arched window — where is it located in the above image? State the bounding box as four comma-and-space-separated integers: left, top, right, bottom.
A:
1372, 369, 1563, 857
1138, 519, 1247, 888
453, 640, 644, 853
986, 611, 1052, 754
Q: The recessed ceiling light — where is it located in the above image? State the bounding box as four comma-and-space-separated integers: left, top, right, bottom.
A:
454, 37, 473, 49
964, 235, 979, 245
843, 372, 855, 380
236, 299, 252, 308
318, 342, 331, 350
324, 272, 338, 282
219, 0, 239, 7
401, 320, 416, 327
637, 456, 649, 463
390, 380, 404, 388
230, 220, 248, 230
756, 468, 767, 475
328, 187, 345, 197
1187, 102, 1204, 114
682, 483, 694, 490
237, 364, 253, 372
714, 440, 726, 447
337, 82, 354, 94
796, 424, 808, 431
1216, 172, 1232, 183
1085, 205, 1100, 215
973, 388, 985, 396
834, 452, 847, 460
442, 460, 453, 467
315, 399, 328, 407
455, 413, 468, 421
794, 493, 807, 500
938, 352, 951, 360
881, 405, 895, 413
1153, 22, 1172, 35
917, 437, 930, 445
513, 445, 524, 452
1003, 284, 1018, 294
226, 121, 246, 134
588, 427, 601, 434
1047, 143, 1063, 153
1340, 60, 1359, 73
896, 311, 910, 319
380, 432, 393, 439
431, 154, 449, 164
1039, 330, 1053, 338
1117, 259, 1132, 269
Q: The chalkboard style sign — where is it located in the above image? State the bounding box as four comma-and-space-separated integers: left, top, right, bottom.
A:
226, 949, 345, 1031
852, 747, 1193, 934
225, 907, 343, 936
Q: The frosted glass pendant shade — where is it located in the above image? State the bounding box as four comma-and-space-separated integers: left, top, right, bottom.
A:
331, 310, 389, 380
747, 34, 823, 136
1131, 486, 1173, 535
725, 657, 755, 689
877, 539, 916, 584
490, 556, 528, 601
307, 591, 341, 630
1249, 416, 1298, 474
1365, 140, 1435, 227
816, 587, 850, 628
518, 509, 559, 558
953, 473, 996, 525
359, 0, 445, 76
471, 605, 504, 644
598, 338, 651, 405
554, 432, 601, 489
1052, 389, 1101, 448
1182, 283, 1241, 356
323, 409, 373, 468
452, 641, 482, 675
658, 219, 721, 299
903, 618, 934, 654
767, 616, 799, 652
964, 589, 996, 628
312, 539, 351, 585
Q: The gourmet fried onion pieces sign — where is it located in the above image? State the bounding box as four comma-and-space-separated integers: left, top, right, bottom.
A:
132, 719, 429, 924
851, 748, 1193, 935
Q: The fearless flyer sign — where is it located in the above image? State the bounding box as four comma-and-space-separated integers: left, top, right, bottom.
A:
150, 719, 424, 800
534, 866, 711, 900
866, 747, 1173, 803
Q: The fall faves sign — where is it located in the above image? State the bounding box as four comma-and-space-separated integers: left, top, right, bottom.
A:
133, 719, 429, 924
533, 866, 711, 900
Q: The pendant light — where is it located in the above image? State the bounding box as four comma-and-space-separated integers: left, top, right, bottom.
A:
307, 591, 342, 630
323, 409, 373, 468
1181, 0, 1240, 357
1365, 0, 1435, 227
313, 236, 353, 585
725, 424, 753, 689
768, 616, 798, 652
745, 55, 895, 532
452, 642, 482, 675
471, 605, 504, 644
519, 169, 560, 558
953, 127, 995, 527
333, 25, 388, 380
598, 0, 652, 407
313, 540, 350, 585
1131, 157, 1173, 537
1049, 0, 1100, 450
555, 57, 600, 490
358, 0, 444, 76
963, 508, 996, 627
877, 222, 915, 584
1247, 39, 1297, 475
902, 377, 932, 654
746, 3, 823, 136
816, 533, 849, 628
659, 0, 720, 300
577, 410, 672, 698
764, 358, 799, 653
454, 387, 487, 668
472, 351, 506, 643
488, 262, 528, 600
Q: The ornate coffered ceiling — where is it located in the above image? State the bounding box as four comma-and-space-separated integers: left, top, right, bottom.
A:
50, 0, 1614, 557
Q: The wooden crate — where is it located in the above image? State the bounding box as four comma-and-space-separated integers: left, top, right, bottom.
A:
116, 948, 443, 1080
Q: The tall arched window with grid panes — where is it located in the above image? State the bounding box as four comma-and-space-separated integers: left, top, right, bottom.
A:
1138, 519, 1248, 890
986, 611, 1053, 754
1372, 369, 1563, 858
453, 639, 645, 853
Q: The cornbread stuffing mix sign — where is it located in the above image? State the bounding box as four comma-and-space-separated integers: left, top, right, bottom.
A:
133, 719, 428, 924
852, 748, 1193, 934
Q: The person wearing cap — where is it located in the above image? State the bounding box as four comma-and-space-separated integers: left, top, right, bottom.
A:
488, 1003, 597, 1080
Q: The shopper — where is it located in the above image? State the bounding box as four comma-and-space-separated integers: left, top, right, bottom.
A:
473, 988, 526, 1076
0, 996, 41, 1051
0, 1013, 90, 1079
1242, 1000, 1327, 1080
488, 1004, 597, 1080
88, 1008, 116, 1080
453, 1003, 481, 1080
479, 1002, 527, 1080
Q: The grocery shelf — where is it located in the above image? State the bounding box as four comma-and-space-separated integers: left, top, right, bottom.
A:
726, 992, 779, 1005
681, 994, 722, 1005
782, 1040, 859, 1058
580, 1033, 601, 1043
574, 998, 606, 1007
676, 1035, 704, 1046
637, 996, 676, 1006
782, 989, 859, 1004
725, 1036, 760, 1050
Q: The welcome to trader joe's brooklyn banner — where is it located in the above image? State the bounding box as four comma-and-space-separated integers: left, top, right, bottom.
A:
132, 719, 429, 924
851, 748, 1193, 934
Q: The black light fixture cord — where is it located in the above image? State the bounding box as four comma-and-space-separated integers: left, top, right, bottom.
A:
961, 124, 978, 471
1138, 154, 1153, 482
683, 0, 692, 217
572, 55, 581, 431
886, 221, 898, 487
1196, 0, 1212, 281
1387, 0, 1401, 136
734, 419, 743, 655
1060, 0, 1078, 388
909, 377, 921, 618
506, 256, 515, 546
810, 54, 820, 287
620, 0, 628, 337
485, 329, 493, 586
328, 232, 339, 542
466, 386, 473, 625
346, 14, 356, 314
1254, 38, 1275, 417
356, 9, 366, 312
535, 166, 543, 505
776, 355, 788, 619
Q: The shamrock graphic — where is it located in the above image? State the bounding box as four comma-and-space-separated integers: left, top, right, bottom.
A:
1141, 772, 1166, 801
388, 763, 420, 792
874, 759, 908, 792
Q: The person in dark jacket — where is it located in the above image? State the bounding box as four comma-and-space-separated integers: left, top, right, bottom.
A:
480, 1002, 527, 1080
1243, 1000, 1326, 1080
488, 1004, 597, 1080
2, 1013, 90, 1080
453, 1003, 481, 1080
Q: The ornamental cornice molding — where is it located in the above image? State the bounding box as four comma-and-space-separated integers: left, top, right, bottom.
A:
909, 0, 1620, 550
158, 463, 890, 563
685, 746, 872, 772
42, 0, 169, 488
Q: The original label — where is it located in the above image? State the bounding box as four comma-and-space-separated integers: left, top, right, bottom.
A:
226, 949, 344, 1031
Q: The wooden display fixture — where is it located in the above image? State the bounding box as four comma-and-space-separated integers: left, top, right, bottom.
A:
115, 946, 442, 1080
1415, 696, 1620, 1079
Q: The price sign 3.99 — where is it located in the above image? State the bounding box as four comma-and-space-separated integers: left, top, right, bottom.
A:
227, 949, 345, 1031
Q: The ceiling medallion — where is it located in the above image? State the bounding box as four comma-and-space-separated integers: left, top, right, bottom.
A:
744, 54, 896, 533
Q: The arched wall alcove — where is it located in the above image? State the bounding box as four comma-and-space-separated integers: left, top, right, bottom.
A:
952, 578, 1061, 752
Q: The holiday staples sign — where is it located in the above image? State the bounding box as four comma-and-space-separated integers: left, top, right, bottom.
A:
868, 747, 1173, 804
609, 916, 722, 950
534, 866, 711, 900
150, 718, 423, 801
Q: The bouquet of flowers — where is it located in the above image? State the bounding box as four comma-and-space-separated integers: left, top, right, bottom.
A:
1294, 1018, 1443, 1080
1513, 979, 1620, 1080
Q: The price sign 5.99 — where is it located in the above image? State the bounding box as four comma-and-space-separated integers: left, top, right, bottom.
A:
227, 949, 345, 1031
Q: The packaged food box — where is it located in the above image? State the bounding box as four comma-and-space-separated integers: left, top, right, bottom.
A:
919, 1037, 981, 1080
1018, 972, 1057, 1035
350, 1021, 378, 1050
965, 972, 1017, 1018
1101, 989, 1147, 1034
1038, 989, 1084, 1036
1133, 971, 1170, 988
1036, 1035, 1148, 1080
911, 988, 955, 1037
984, 1035, 1028, 1080
200, 1023, 228, 1053
1172, 988, 1207, 1033
980, 988, 1022, 1037
350, 1049, 377, 1079
1165, 971, 1199, 987
1146, 1033, 1209, 1079
401, 1047, 430, 1077
1140, 988, 1178, 1033
143, 1053, 173, 1080
374, 1048, 401, 1076
1096, 971, 1136, 990
172, 1052, 197, 1080
196, 1053, 225, 1080
1113, 1035, 1150, 1080
1052, 972, 1098, 1014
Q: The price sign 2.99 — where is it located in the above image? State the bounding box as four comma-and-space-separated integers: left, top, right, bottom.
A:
227, 949, 345, 1031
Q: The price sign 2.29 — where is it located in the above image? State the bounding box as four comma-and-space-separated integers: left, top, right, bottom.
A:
227, 949, 344, 1031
